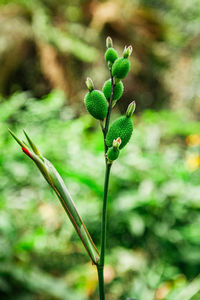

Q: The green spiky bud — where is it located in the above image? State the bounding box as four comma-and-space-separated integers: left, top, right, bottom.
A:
106, 116, 133, 149
107, 138, 121, 162
123, 45, 133, 58
102, 79, 124, 101
107, 147, 120, 162
112, 57, 130, 79
105, 48, 118, 65
84, 90, 108, 120
126, 101, 136, 117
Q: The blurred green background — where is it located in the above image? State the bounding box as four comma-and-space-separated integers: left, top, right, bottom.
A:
1, 0, 200, 299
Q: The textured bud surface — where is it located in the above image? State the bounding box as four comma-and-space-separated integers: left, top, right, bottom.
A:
105, 48, 118, 64
107, 147, 119, 161
102, 79, 124, 101
112, 58, 130, 79
84, 90, 108, 120
106, 116, 133, 149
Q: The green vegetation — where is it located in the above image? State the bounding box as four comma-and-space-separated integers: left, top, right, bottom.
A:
106, 116, 134, 149
105, 48, 118, 65
1, 0, 200, 299
8, 37, 133, 300
112, 58, 131, 80
103, 80, 124, 102
1, 91, 200, 299
84, 89, 108, 121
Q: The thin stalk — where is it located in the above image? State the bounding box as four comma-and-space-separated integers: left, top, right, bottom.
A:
100, 162, 112, 266
104, 69, 115, 153
97, 265, 105, 300
97, 162, 111, 300
98, 67, 115, 299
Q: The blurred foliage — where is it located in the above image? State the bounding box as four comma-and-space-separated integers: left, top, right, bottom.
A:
1, 0, 200, 299
1, 91, 200, 299
0, 0, 200, 112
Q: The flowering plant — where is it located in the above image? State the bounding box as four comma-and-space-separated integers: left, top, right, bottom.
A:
9, 37, 135, 300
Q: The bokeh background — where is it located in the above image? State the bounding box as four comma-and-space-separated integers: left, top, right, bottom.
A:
1, 0, 200, 299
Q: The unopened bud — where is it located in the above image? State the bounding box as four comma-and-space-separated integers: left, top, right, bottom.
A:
126, 101, 136, 117
113, 137, 121, 150
123, 45, 133, 58
107, 147, 120, 163
106, 36, 113, 48
86, 77, 94, 92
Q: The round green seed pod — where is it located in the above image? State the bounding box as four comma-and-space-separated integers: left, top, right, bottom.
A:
102, 79, 124, 101
107, 147, 119, 162
112, 57, 130, 79
84, 90, 108, 120
106, 116, 133, 149
105, 48, 118, 64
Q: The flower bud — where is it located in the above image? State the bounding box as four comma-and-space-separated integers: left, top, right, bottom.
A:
107, 147, 120, 163
86, 77, 94, 92
123, 45, 133, 58
112, 57, 130, 79
102, 79, 124, 101
106, 116, 133, 149
84, 90, 108, 120
112, 137, 121, 149
106, 36, 113, 48
105, 48, 118, 65
126, 101, 136, 117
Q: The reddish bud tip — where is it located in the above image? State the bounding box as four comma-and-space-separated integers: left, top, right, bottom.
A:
22, 147, 33, 159
113, 137, 121, 149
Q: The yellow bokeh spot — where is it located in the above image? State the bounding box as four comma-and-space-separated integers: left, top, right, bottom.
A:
186, 134, 200, 146
186, 154, 200, 172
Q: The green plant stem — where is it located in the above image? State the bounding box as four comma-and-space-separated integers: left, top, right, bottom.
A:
97, 265, 105, 300
104, 69, 115, 153
98, 162, 111, 299
98, 66, 114, 300
100, 162, 112, 266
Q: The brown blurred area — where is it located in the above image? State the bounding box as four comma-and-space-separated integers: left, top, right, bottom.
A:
0, 0, 174, 113
1, 0, 199, 114
1, 2, 200, 300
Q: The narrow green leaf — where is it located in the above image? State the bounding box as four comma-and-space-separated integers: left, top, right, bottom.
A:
8, 129, 28, 149
23, 130, 41, 157
9, 130, 100, 265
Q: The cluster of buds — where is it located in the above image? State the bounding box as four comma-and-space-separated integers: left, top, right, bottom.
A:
84, 37, 135, 164
105, 101, 136, 160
